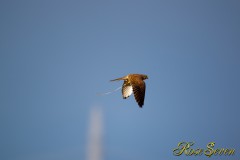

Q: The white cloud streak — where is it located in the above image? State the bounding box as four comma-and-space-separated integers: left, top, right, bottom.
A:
87, 107, 103, 160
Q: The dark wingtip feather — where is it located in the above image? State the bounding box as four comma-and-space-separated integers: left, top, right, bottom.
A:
138, 103, 143, 108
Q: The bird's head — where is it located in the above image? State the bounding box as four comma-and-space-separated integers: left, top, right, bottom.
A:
142, 74, 148, 80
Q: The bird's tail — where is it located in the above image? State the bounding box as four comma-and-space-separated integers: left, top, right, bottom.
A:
110, 76, 127, 81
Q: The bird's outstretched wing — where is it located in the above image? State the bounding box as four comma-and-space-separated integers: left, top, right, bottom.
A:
122, 81, 133, 99
129, 77, 146, 107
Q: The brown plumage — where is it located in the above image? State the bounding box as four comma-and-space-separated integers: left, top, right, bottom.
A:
110, 74, 148, 108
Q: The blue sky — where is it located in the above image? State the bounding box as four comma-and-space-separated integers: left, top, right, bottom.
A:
1, 0, 240, 160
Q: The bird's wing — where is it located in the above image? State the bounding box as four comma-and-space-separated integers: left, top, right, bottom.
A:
130, 77, 146, 108
122, 81, 133, 99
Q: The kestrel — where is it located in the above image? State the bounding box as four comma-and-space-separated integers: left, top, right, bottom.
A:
110, 74, 148, 108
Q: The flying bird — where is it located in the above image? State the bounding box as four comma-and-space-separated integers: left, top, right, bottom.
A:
110, 74, 148, 108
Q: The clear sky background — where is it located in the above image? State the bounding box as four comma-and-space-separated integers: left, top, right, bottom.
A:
1, 0, 240, 160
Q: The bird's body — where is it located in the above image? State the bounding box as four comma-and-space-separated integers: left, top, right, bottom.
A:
111, 74, 148, 108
